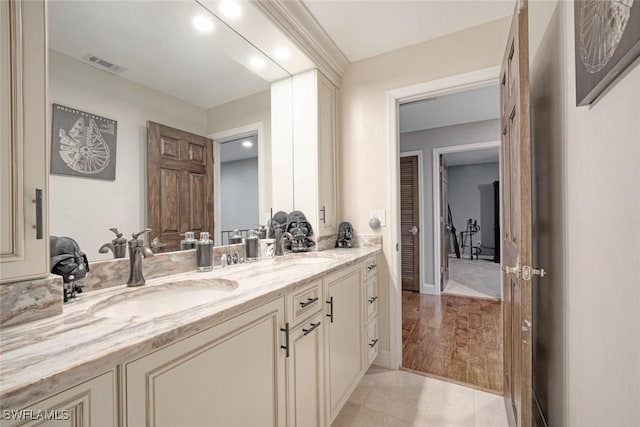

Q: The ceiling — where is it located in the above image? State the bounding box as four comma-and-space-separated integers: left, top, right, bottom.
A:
443, 147, 499, 166
400, 84, 499, 133
220, 135, 259, 163
49, 0, 289, 110
303, 0, 515, 62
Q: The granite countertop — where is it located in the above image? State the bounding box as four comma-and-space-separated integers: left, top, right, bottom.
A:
0, 247, 380, 410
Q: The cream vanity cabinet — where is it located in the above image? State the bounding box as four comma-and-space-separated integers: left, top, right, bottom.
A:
323, 264, 365, 423
1, 371, 117, 427
284, 280, 325, 427
0, 0, 49, 284
292, 69, 338, 237
364, 256, 379, 366
125, 298, 287, 427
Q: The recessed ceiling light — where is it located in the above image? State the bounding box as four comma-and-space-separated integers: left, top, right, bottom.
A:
242, 140, 254, 148
220, 1, 242, 19
192, 15, 214, 33
249, 57, 266, 69
274, 47, 291, 60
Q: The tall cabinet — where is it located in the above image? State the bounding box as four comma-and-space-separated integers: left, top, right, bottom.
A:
0, 0, 49, 284
292, 69, 338, 237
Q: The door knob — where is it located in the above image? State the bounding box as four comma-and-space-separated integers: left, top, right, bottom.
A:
410, 226, 419, 235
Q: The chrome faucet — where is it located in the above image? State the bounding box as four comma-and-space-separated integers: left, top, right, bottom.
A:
275, 229, 294, 256
127, 229, 154, 287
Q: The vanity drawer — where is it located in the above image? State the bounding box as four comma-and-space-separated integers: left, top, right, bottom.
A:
364, 256, 377, 280
366, 317, 379, 366
286, 279, 323, 326
365, 276, 378, 321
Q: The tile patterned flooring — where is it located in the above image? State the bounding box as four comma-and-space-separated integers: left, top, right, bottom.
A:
332, 367, 509, 427
402, 291, 503, 393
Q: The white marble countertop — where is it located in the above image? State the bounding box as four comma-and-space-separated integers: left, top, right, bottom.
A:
0, 247, 380, 410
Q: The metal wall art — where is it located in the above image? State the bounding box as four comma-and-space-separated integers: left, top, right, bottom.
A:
51, 104, 117, 180
575, 0, 640, 105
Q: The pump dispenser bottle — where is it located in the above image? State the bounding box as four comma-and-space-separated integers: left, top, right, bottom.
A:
196, 232, 213, 271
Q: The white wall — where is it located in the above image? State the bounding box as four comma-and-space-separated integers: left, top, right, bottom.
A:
49, 51, 207, 261
339, 17, 511, 353
399, 119, 500, 285
220, 158, 259, 237
530, 1, 640, 426
207, 90, 272, 220
447, 162, 499, 256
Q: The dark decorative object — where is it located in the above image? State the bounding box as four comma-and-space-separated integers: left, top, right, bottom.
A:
51, 104, 117, 180
285, 210, 315, 252
575, 0, 640, 105
336, 222, 354, 248
50, 236, 89, 302
268, 211, 289, 238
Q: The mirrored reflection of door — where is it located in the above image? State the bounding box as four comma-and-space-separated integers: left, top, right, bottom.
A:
400, 155, 420, 292
147, 121, 214, 251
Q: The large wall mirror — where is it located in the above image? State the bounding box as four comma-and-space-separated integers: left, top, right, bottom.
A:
48, 0, 293, 259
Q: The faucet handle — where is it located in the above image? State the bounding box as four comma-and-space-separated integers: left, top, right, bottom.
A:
109, 227, 123, 238
132, 228, 152, 240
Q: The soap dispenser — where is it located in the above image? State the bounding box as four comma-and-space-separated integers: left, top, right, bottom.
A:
181, 231, 197, 250
196, 232, 213, 271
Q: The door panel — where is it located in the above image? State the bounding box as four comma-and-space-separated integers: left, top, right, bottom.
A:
148, 122, 213, 251
500, 2, 533, 426
440, 156, 450, 290
400, 156, 420, 292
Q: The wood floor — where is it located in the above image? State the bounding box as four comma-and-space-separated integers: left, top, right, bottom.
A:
402, 291, 503, 393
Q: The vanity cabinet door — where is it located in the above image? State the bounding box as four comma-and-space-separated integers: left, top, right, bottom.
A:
0, 371, 117, 427
324, 264, 364, 423
0, 0, 49, 284
125, 298, 286, 427
316, 72, 338, 236
287, 313, 325, 427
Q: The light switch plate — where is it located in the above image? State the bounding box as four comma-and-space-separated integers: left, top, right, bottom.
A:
369, 210, 386, 226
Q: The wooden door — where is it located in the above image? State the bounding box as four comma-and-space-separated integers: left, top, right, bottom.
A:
400, 155, 420, 292
147, 122, 213, 251
440, 156, 450, 290
500, 2, 533, 426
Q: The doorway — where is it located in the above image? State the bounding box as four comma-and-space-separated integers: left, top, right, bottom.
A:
393, 72, 504, 393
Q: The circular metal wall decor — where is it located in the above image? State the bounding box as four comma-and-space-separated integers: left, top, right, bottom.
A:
579, 0, 633, 73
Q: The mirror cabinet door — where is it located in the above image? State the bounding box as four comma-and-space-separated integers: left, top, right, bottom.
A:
0, 0, 49, 284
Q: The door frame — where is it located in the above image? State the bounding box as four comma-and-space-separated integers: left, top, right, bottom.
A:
210, 122, 265, 246
387, 66, 500, 369
399, 151, 426, 294
432, 140, 502, 296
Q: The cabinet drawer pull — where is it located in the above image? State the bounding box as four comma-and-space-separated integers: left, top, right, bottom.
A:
299, 297, 319, 308
368, 296, 378, 304
326, 296, 334, 323
367, 264, 377, 271
280, 322, 290, 358
302, 321, 321, 336
34, 188, 44, 240
369, 338, 378, 348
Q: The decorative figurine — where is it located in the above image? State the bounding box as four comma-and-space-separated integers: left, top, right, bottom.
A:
285, 210, 315, 252
336, 222, 354, 248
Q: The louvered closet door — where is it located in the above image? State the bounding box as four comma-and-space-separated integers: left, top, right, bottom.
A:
400, 155, 420, 292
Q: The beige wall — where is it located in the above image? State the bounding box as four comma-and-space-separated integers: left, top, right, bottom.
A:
339, 17, 511, 354
207, 90, 272, 220
530, 1, 640, 425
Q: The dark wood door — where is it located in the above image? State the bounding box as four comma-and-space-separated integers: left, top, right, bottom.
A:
147, 121, 213, 251
500, 2, 533, 426
440, 156, 449, 290
400, 155, 420, 292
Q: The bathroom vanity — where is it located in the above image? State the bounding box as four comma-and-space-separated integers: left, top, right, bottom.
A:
0, 249, 379, 426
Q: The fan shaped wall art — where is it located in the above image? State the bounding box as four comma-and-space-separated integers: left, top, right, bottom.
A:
51, 104, 117, 180
575, 0, 640, 106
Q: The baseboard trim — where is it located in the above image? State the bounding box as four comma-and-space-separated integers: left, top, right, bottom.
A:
421, 283, 436, 295
533, 391, 548, 427
373, 349, 391, 369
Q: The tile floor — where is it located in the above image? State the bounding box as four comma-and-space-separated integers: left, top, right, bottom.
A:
332, 367, 509, 427
443, 256, 501, 300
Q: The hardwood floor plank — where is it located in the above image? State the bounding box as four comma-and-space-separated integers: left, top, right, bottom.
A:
401, 290, 503, 393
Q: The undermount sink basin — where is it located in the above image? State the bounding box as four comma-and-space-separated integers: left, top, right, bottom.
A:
290, 257, 333, 265
91, 278, 239, 320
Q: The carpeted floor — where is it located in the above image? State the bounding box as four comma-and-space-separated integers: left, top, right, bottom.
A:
443, 256, 501, 300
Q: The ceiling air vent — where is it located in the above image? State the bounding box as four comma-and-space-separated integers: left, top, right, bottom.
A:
81, 54, 126, 74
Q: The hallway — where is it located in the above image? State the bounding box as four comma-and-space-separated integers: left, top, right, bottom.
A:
402, 291, 503, 393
